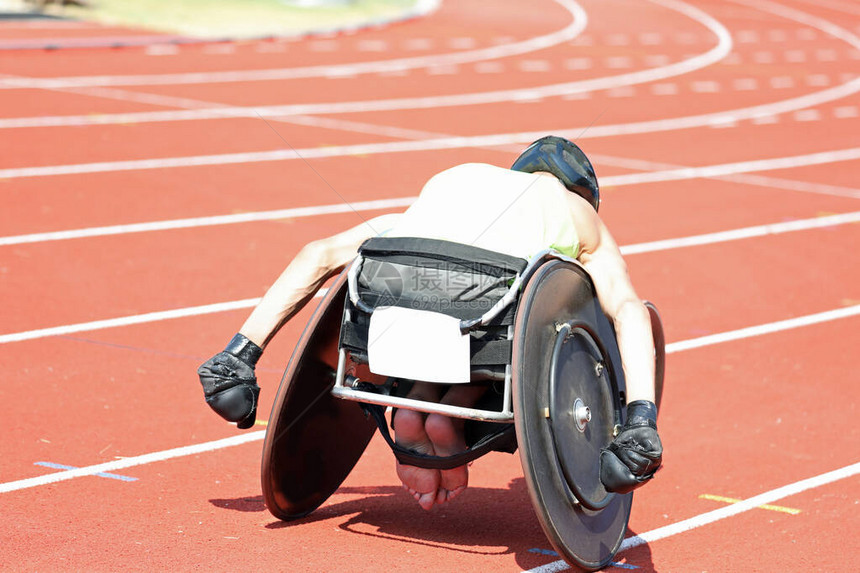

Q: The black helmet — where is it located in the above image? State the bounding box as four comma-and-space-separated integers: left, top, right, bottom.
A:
511, 135, 600, 211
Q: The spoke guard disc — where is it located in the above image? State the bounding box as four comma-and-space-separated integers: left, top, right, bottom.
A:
549, 324, 618, 511
261, 271, 380, 520
513, 260, 632, 571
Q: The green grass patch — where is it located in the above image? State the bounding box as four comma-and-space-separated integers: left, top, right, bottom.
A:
45, 0, 419, 38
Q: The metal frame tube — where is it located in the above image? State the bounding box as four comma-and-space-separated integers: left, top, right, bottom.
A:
331, 385, 514, 422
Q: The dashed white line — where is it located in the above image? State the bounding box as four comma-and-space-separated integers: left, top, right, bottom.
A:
606, 33, 631, 46
651, 83, 679, 95
564, 57, 592, 70
691, 80, 720, 92
0, 0, 733, 131
475, 61, 504, 74
404, 37, 433, 50
0, 0, 587, 89
449, 37, 477, 50
202, 44, 236, 55
753, 51, 775, 64
784, 49, 807, 63
426, 64, 459, 75
793, 109, 821, 121
736, 30, 760, 43
816, 48, 838, 61
834, 105, 858, 118
732, 78, 758, 90
639, 32, 664, 45
606, 56, 633, 69
677, 31, 701, 44
796, 28, 818, 41
806, 74, 831, 87
308, 40, 338, 52
357, 39, 388, 52
607, 86, 636, 98
144, 45, 179, 56
770, 76, 795, 89
768, 29, 788, 42
643, 54, 671, 66
519, 60, 552, 72
751, 114, 779, 124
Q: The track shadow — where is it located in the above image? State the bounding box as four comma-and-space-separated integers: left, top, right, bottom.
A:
212, 478, 551, 561
209, 495, 267, 512
210, 481, 657, 570
616, 530, 656, 572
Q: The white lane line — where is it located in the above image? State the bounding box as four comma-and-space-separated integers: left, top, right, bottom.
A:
665, 304, 860, 354
3, 0, 854, 157
592, 152, 860, 198
0, 197, 417, 246
2, 212, 858, 345
3, 127, 856, 183
0, 431, 267, 494
0, 298, 262, 345
602, 147, 860, 187
0, 0, 584, 90
0, 0, 731, 130
3, 149, 859, 247
792, 0, 860, 17
526, 461, 860, 573
619, 211, 860, 255
0, 285, 320, 345
2, 309, 858, 495
3, 148, 859, 246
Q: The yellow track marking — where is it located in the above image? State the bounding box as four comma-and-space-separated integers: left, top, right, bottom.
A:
699, 493, 801, 515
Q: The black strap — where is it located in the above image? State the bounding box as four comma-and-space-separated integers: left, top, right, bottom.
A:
356, 384, 516, 470
470, 339, 511, 365
359, 236, 528, 276
340, 321, 512, 367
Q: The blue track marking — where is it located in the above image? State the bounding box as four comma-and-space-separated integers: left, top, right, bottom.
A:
34, 462, 138, 482
528, 549, 639, 569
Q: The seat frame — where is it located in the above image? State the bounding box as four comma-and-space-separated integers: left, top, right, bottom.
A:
331, 243, 582, 422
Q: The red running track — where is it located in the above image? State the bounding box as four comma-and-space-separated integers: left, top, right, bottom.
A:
1, 0, 859, 571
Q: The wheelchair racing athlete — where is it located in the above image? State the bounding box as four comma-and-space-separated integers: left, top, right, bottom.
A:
198, 136, 663, 511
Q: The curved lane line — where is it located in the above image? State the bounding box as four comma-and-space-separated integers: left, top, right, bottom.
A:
0, 0, 586, 90
1, 148, 858, 244
1, 2, 857, 178
0, 0, 729, 129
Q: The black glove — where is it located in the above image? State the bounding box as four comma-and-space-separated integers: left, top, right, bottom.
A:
198, 333, 263, 429
600, 400, 662, 494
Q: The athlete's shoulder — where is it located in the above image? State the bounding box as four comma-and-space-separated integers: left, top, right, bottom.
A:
565, 191, 609, 257
432, 162, 510, 179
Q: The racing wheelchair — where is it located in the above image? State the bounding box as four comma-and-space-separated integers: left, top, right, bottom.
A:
260, 236, 665, 571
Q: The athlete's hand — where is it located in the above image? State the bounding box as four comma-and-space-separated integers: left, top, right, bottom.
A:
600, 400, 662, 494
198, 334, 263, 429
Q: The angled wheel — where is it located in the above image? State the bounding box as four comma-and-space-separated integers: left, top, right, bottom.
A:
513, 260, 632, 571
261, 271, 380, 520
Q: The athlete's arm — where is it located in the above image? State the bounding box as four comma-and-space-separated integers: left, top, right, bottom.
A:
570, 197, 655, 404
240, 213, 401, 348
197, 213, 401, 429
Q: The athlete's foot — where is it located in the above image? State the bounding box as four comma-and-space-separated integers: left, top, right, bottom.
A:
425, 413, 469, 504
393, 408, 440, 510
